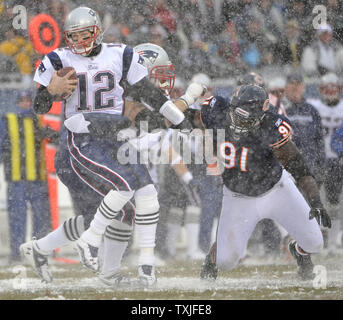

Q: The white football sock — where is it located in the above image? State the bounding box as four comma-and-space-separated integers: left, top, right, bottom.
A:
81, 190, 134, 247
36, 226, 68, 254
139, 247, 155, 266
36, 216, 84, 254
134, 184, 160, 266
100, 237, 128, 275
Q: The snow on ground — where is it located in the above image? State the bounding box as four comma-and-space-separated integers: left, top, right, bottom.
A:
0, 250, 343, 300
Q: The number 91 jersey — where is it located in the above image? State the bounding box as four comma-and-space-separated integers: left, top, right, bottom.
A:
201, 95, 293, 197
34, 44, 148, 119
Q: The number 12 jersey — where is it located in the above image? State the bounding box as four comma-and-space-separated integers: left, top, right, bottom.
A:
34, 43, 148, 120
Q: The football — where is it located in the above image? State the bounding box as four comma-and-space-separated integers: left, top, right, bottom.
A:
55, 67, 77, 101
57, 66, 77, 79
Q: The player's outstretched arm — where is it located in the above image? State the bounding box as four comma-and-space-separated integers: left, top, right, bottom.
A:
273, 140, 331, 228
124, 81, 205, 130
125, 77, 184, 125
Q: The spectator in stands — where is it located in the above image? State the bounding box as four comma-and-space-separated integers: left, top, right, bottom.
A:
249, 0, 284, 45
325, 0, 343, 42
274, 19, 306, 69
0, 90, 58, 264
191, 0, 224, 41
125, 5, 152, 46
267, 76, 287, 116
178, 26, 213, 78
150, 0, 178, 34
224, 0, 254, 37
177, 0, 203, 42
103, 24, 122, 43
301, 24, 343, 76
283, 73, 326, 185
148, 24, 169, 49
46, 0, 70, 31
148, 0, 182, 73
239, 15, 275, 69
73, 0, 119, 31
215, 21, 246, 77
284, 0, 314, 45
0, 2, 13, 42
0, 28, 34, 84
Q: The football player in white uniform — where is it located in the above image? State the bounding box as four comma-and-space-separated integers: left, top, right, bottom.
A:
19, 6, 194, 286
307, 73, 343, 250
96, 43, 205, 280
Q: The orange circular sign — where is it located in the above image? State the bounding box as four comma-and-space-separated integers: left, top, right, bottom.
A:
29, 14, 61, 54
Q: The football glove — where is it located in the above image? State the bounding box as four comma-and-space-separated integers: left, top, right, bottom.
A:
180, 82, 207, 107
309, 207, 331, 228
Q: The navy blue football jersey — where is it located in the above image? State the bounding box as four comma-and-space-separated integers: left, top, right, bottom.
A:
201, 95, 293, 196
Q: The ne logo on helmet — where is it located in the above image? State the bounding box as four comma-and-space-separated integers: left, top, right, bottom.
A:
138, 50, 159, 64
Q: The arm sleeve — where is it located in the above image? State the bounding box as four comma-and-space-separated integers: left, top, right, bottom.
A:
33, 54, 56, 87
268, 116, 293, 149
33, 50, 64, 114
125, 77, 168, 112
200, 96, 229, 129
33, 85, 54, 114
125, 48, 149, 85
134, 108, 166, 132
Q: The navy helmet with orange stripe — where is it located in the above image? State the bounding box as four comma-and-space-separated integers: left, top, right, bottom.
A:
228, 84, 270, 140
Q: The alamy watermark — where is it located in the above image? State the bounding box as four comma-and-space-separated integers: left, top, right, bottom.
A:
116, 122, 229, 175
313, 265, 327, 290
12, 5, 27, 30
312, 5, 327, 30
11, 265, 28, 290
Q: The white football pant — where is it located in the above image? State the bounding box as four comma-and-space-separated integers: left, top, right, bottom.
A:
216, 170, 324, 270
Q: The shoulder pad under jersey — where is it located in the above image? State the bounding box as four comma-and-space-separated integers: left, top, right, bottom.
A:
262, 112, 293, 149
200, 95, 229, 129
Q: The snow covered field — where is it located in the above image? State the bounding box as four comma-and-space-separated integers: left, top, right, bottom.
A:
0, 250, 342, 300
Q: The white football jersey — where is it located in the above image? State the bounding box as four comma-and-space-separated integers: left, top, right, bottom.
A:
307, 98, 343, 158
34, 43, 148, 119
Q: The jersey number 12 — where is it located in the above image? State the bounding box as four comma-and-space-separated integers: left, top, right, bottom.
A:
76, 72, 115, 111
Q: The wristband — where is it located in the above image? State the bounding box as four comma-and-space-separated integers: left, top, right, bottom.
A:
159, 100, 185, 125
